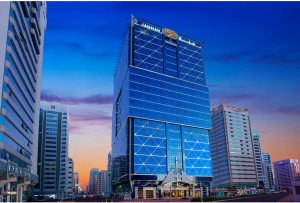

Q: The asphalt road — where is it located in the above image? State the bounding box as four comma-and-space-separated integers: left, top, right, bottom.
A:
73, 197, 117, 202
71, 192, 291, 202
220, 192, 291, 202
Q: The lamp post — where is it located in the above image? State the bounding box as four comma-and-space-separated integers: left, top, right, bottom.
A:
200, 182, 203, 202
170, 184, 172, 200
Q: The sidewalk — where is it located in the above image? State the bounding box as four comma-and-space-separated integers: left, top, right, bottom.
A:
279, 193, 294, 202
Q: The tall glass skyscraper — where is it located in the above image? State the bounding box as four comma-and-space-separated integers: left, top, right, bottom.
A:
89, 168, 99, 194
111, 15, 212, 199
261, 152, 275, 190
0, 1, 46, 202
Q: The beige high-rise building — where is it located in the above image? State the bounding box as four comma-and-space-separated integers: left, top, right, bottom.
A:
67, 158, 74, 194
96, 170, 108, 194
210, 104, 258, 189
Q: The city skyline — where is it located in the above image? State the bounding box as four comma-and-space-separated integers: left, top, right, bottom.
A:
40, 2, 300, 191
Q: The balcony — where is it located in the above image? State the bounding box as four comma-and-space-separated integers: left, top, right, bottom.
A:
0, 158, 39, 184
30, 17, 41, 38
30, 28, 40, 54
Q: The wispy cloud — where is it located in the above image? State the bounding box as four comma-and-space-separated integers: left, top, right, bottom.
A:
71, 112, 112, 122
68, 105, 112, 134
251, 49, 300, 66
208, 50, 254, 62
219, 51, 254, 61
275, 106, 300, 115
41, 91, 113, 105
210, 93, 268, 105
208, 85, 246, 88
208, 49, 300, 67
53, 41, 115, 58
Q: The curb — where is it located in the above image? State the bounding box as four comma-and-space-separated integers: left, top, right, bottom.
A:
213, 194, 268, 202
277, 193, 293, 202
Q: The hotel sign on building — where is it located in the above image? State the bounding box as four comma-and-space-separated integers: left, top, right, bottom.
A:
165, 28, 177, 38
140, 22, 161, 33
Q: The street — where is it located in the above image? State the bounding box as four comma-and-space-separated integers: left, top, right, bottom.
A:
68, 192, 292, 202
220, 192, 291, 202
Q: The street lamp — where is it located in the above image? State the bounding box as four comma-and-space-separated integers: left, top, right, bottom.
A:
200, 182, 203, 202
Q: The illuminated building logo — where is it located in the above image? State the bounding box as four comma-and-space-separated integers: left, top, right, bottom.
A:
141, 23, 161, 33
165, 29, 177, 38
178, 36, 196, 46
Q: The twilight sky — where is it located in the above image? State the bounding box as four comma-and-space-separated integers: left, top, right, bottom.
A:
41, 1, 300, 191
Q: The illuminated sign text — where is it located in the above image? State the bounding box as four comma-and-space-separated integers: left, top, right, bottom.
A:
178, 36, 196, 46
141, 23, 161, 33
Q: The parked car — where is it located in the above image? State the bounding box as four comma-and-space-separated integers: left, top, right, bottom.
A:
65, 195, 75, 200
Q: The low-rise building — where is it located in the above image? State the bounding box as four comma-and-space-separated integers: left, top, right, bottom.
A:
273, 159, 299, 191
292, 174, 300, 201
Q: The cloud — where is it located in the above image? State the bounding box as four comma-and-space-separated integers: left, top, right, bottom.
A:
208, 49, 300, 66
52, 41, 115, 59
252, 49, 300, 66
69, 125, 82, 133
89, 24, 124, 38
275, 107, 300, 115
71, 112, 112, 122
209, 51, 254, 62
41, 91, 113, 105
219, 51, 254, 61
68, 105, 112, 134
41, 91, 113, 135
259, 130, 276, 134
210, 93, 268, 105
208, 85, 246, 88
62, 42, 85, 51
47, 22, 77, 32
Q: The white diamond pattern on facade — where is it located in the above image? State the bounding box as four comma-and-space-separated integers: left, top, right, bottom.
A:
178, 41, 205, 85
134, 24, 163, 73
183, 126, 212, 176
134, 118, 167, 175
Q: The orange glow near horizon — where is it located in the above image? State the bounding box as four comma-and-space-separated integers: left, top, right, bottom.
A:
68, 104, 300, 192
68, 104, 112, 192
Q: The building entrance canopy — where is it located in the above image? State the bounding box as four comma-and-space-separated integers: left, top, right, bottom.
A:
161, 168, 195, 186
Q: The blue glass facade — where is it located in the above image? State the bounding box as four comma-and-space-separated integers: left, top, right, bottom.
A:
111, 16, 212, 195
